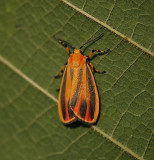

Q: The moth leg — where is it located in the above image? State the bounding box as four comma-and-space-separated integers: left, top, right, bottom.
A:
54, 36, 71, 55
54, 63, 67, 78
88, 49, 110, 59
89, 62, 106, 74
56, 88, 60, 92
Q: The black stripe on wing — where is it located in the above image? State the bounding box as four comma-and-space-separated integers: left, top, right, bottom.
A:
70, 67, 74, 82
60, 67, 74, 120
86, 65, 95, 120
80, 100, 87, 118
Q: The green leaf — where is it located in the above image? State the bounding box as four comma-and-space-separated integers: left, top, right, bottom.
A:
0, 0, 153, 160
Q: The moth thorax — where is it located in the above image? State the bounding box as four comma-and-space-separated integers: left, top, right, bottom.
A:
68, 49, 82, 67
71, 54, 81, 67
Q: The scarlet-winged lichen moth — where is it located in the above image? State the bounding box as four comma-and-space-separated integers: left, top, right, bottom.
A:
54, 34, 110, 125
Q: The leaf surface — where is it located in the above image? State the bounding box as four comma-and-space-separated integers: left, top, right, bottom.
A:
0, 0, 153, 160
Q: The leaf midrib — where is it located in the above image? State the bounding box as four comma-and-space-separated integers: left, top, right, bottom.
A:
0, 55, 144, 160
62, 0, 154, 57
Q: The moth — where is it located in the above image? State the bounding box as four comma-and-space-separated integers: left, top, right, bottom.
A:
54, 34, 110, 124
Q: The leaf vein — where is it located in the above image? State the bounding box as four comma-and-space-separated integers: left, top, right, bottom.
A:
92, 126, 144, 160
62, 0, 154, 57
38, 130, 89, 159
111, 51, 142, 90
142, 131, 154, 158
105, 0, 117, 23
0, 55, 58, 103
